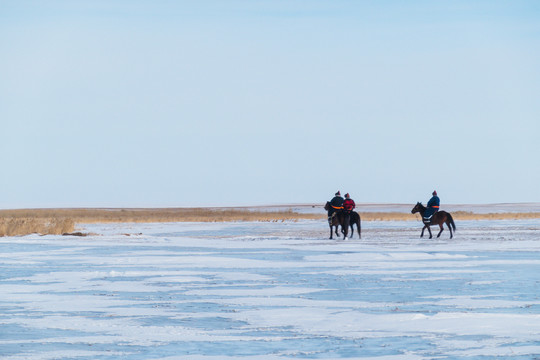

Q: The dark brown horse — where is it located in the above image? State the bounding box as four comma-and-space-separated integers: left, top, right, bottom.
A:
411, 202, 456, 239
324, 202, 350, 239
349, 211, 361, 239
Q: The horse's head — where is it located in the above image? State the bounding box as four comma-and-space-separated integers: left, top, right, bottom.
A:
411, 202, 424, 214
324, 201, 330, 211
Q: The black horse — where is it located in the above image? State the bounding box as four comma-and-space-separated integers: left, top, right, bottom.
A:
349, 211, 361, 239
411, 202, 456, 239
324, 202, 350, 239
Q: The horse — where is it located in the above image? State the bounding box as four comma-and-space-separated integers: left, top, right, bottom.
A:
349, 211, 361, 239
324, 202, 350, 239
411, 202, 456, 239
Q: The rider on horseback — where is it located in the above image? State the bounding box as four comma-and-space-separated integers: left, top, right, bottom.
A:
343, 193, 356, 212
327, 191, 344, 222
424, 190, 440, 220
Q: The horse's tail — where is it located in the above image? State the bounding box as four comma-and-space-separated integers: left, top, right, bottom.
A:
447, 213, 456, 231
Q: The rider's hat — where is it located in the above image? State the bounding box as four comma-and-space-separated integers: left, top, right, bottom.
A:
345, 193, 350, 198
432, 190, 437, 196
335, 191, 341, 196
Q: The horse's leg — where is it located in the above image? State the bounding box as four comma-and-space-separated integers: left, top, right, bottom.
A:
427, 225, 433, 239
328, 218, 332, 239
341, 214, 349, 239
437, 223, 444, 238
357, 222, 361, 239
335, 225, 339, 237
420, 226, 426, 238
350, 223, 354, 238
328, 219, 336, 239
447, 221, 453, 239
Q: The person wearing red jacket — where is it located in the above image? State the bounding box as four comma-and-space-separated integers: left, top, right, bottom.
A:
343, 193, 356, 212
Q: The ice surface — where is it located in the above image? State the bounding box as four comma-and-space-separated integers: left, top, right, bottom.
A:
1, 219, 540, 359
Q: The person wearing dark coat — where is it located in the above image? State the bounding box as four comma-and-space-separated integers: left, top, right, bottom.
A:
343, 193, 356, 212
424, 190, 440, 219
328, 191, 344, 220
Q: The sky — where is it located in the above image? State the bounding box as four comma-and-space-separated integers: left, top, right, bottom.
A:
1, 0, 539, 208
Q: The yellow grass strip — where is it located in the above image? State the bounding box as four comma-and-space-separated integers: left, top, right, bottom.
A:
450, 211, 540, 220
0, 208, 319, 224
0, 208, 320, 236
1, 208, 539, 237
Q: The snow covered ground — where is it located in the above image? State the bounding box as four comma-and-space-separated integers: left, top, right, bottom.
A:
1, 218, 540, 359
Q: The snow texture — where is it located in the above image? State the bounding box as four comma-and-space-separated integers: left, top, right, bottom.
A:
1, 219, 540, 359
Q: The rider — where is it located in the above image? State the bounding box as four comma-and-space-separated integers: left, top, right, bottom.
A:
343, 193, 356, 212
328, 191, 344, 221
424, 190, 440, 220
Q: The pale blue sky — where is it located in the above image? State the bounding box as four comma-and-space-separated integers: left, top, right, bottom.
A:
1, 1, 539, 208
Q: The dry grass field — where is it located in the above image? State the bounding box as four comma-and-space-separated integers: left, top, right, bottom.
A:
0, 216, 75, 237
0, 207, 539, 237
0, 208, 318, 236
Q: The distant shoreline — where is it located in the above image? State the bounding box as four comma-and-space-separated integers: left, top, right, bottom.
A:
1, 205, 540, 237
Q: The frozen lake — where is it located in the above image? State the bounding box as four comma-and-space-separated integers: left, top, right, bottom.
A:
1, 219, 540, 359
